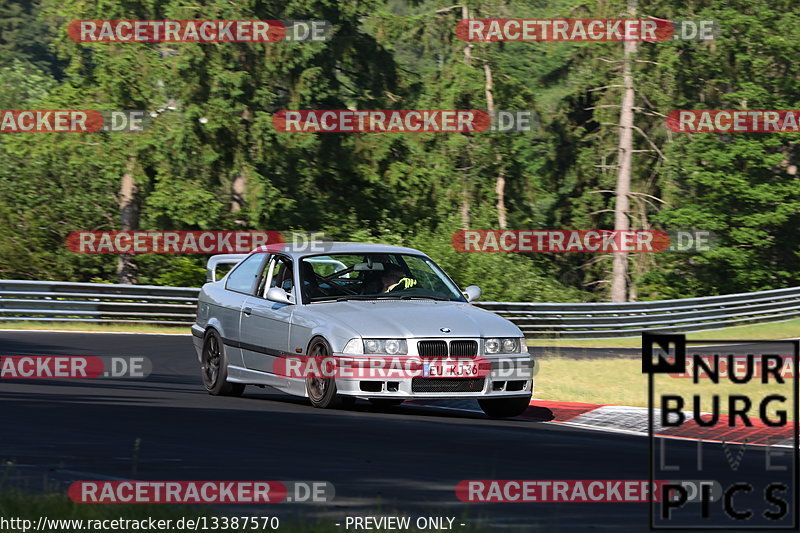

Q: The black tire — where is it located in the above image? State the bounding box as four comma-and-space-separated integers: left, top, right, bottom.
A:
201, 329, 245, 397
305, 338, 345, 409
369, 398, 404, 409
478, 394, 531, 418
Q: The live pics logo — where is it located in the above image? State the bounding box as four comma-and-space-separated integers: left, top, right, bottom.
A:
643, 333, 799, 529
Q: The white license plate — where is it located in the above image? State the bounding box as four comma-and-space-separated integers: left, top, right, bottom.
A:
422, 360, 480, 378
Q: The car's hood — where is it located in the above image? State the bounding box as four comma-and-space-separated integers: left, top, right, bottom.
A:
304, 300, 521, 339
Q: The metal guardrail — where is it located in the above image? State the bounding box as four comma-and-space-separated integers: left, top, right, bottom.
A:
0, 280, 200, 326
0, 280, 798, 338
479, 286, 800, 338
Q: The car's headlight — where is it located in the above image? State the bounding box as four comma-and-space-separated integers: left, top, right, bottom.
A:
485, 337, 521, 354
342, 338, 364, 355
502, 338, 518, 353
363, 339, 408, 355
485, 338, 501, 354
384, 340, 403, 355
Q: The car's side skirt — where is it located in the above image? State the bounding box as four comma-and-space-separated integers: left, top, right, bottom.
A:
226, 365, 308, 397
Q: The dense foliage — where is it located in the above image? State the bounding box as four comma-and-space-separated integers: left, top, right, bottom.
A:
0, 0, 797, 302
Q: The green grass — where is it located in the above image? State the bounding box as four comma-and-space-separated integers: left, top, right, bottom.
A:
0, 321, 190, 334
534, 356, 794, 420
527, 318, 800, 348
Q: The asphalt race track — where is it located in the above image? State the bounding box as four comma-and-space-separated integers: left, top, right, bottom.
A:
0, 331, 795, 532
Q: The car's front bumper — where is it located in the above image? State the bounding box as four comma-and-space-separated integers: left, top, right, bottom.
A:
332, 353, 535, 399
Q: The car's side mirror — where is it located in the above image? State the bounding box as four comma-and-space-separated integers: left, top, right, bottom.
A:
266, 287, 294, 305
464, 285, 482, 302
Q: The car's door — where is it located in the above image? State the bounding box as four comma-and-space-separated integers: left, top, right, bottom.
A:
219, 252, 268, 366
240, 254, 296, 373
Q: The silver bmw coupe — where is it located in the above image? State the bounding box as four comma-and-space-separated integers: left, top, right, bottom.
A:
192, 242, 534, 418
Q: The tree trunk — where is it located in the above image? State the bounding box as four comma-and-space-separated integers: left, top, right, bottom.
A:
436, 4, 475, 230
460, 186, 470, 229
484, 61, 507, 229
232, 110, 250, 215
610, 0, 637, 303
231, 171, 246, 213
461, 5, 472, 66
435, 4, 475, 229
117, 157, 139, 284
459, 4, 473, 229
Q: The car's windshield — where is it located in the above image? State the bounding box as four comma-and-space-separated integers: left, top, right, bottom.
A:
300, 253, 465, 303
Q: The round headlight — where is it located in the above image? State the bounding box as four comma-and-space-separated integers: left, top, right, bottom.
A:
502, 338, 517, 353
385, 339, 401, 355
365, 340, 380, 353
485, 338, 500, 354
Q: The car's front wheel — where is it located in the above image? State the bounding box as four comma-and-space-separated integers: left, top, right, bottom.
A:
305, 338, 348, 409
478, 394, 531, 418
201, 329, 245, 397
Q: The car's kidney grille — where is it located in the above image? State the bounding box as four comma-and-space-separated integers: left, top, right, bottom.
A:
411, 378, 485, 393
417, 340, 448, 357
450, 340, 478, 357
417, 340, 478, 357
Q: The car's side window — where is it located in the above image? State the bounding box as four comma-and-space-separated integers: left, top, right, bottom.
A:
225, 253, 266, 295
258, 256, 293, 298
272, 258, 293, 293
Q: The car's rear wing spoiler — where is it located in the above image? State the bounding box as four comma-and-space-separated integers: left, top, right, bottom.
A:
206, 254, 248, 282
